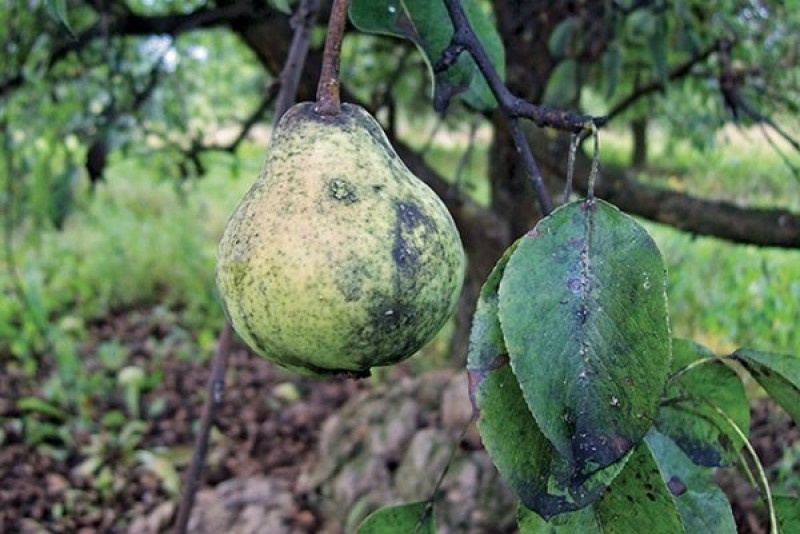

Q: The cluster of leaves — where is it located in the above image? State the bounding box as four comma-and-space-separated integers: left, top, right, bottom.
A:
359, 199, 800, 532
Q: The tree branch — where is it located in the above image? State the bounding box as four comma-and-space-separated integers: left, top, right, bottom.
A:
438, 0, 560, 215
605, 40, 719, 122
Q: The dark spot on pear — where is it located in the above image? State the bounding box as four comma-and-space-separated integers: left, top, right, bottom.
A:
325, 177, 358, 204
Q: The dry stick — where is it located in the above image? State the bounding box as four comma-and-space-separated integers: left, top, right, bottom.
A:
315, 0, 350, 115
173, 1, 321, 532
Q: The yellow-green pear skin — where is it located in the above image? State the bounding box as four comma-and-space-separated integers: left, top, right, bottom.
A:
216, 102, 465, 377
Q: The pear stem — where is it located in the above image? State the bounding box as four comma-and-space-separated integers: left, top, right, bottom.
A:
315, 0, 350, 115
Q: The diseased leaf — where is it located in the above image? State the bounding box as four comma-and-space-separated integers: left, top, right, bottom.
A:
468, 242, 629, 519
775, 495, 800, 533
517, 444, 683, 533
348, 0, 504, 110
498, 199, 671, 476
656, 339, 749, 467
645, 430, 736, 533
472, 361, 629, 519
518, 503, 597, 533
357, 501, 435, 533
733, 348, 800, 425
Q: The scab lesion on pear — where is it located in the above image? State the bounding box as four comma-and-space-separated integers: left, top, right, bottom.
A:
324, 176, 359, 204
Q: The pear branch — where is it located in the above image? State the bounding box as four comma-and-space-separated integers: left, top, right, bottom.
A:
438, 0, 577, 216
315, 0, 350, 115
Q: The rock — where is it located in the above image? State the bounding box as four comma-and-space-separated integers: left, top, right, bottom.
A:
299, 370, 517, 533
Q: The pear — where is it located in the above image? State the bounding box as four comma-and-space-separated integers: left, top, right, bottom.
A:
216, 102, 465, 377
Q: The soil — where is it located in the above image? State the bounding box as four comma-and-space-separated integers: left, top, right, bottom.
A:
0, 307, 797, 533
0, 307, 365, 533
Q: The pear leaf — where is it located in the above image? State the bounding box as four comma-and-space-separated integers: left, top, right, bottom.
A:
656, 339, 749, 467
645, 430, 736, 533
733, 348, 800, 426
498, 199, 671, 476
517, 443, 683, 533
469, 242, 629, 519
776, 495, 800, 532
357, 501, 435, 533
349, 0, 504, 110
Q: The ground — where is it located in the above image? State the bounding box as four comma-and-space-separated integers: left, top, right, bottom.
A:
0, 307, 797, 533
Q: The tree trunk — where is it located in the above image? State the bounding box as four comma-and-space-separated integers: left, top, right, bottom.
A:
631, 118, 648, 168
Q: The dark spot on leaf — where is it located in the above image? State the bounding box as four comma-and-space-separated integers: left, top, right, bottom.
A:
567, 277, 582, 293
669, 435, 723, 467
667, 476, 687, 496
574, 305, 588, 324
646, 492, 656, 501
568, 237, 584, 249
572, 431, 633, 479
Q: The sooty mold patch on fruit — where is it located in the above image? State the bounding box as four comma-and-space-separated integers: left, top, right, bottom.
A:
335, 262, 369, 302
341, 291, 424, 367
325, 177, 359, 204
392, 201, 432, 275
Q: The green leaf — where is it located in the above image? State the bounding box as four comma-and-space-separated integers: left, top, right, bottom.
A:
267, 0, 294, 14
645, 430, 736, 533
469, 241, 630, 519
517, 444, 683, 533
467, 240, 517, 371
541, 59, 579, 108
47, 0, 74, 36
518, 503, 596, 533
649, 15, 669, 89
137, 450, 181, 496
498, 199, 671, 475
656, 339, 749, 467
603, 45, 622, 100
627, 9, 657, 38
21, 34, 52, 83
348, 0, 504, 110
357, 501, 436, 533
548, 17, 579, 57
776, 495, 800, 533
733, 348, 800, 425
17, 397, 69, 420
